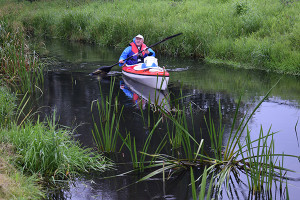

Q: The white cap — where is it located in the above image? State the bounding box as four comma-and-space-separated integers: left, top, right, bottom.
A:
135, 34, 144, 41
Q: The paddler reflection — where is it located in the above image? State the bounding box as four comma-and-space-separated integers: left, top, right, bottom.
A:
120, 76, 170, 112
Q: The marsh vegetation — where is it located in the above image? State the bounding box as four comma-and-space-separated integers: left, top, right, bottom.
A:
91, 78, 298, 199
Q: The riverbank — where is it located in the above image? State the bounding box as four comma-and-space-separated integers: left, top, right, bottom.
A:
0, 18, 112, 198
0, 86, 43, 199
1, 0, 299, 75
0, 84, 112, 199
0, 142, 44, 199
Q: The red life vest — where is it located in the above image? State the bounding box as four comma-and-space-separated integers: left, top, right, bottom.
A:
130, 42, 147, 56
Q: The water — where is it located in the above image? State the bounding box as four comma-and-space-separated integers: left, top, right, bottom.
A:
32, 39, 300, 199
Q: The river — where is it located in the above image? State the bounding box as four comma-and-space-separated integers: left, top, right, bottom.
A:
31, 39, 300, 199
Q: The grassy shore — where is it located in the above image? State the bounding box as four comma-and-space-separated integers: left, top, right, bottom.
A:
0, 85, 112, 199
0, 142, 45, 199
0, 86, 44, 199
1, 0, 299, 75
0, 7, 113, 196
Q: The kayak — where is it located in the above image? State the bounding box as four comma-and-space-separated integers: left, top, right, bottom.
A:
122, 63, 169, 90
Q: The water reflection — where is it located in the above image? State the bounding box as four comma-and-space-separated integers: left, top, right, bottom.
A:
31, 39, 300, 199
120, 75, 171, 112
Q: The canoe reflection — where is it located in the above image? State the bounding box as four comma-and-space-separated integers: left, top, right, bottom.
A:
120, 75, 170, 112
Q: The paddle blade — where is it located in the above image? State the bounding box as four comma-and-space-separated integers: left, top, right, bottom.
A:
90, 62, 121, 75
90, 66, 113, 76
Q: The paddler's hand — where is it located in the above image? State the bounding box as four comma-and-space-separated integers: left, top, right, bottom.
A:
119, 59, 124, 64
144, 49, 150, 54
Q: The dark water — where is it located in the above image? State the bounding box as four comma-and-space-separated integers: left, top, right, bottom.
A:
32, 39, 300, 199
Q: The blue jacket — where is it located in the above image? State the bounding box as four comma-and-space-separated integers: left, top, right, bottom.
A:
119, 38, 155, 66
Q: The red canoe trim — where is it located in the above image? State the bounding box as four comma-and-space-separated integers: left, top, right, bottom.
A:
122, 66, 169, 77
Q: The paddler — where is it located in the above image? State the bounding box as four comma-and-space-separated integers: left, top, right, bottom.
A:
119, 34, 155, 66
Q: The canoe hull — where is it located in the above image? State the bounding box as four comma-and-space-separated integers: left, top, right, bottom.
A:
122, 65, 169, 90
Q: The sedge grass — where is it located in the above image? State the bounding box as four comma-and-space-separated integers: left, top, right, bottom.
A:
0, 22, 44, 93
237, 127, 277, 193
190, 166, 214, 200
91, 78, 124, 152
0, 114, 111, 182
0, 86, 17, 127
204, 105, 224, 161
117, 80, 298, 198
120, 117, 166, 171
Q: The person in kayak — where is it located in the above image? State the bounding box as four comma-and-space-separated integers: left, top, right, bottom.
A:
119, 34, 155, 66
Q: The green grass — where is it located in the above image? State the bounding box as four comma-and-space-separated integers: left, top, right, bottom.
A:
91, 78, 124, 152
0, 21, 44, 93
0, 87, 44, 199
1, 0, 299, 74
0, 143, 45, 199
0, 112, 112, 182
0, 86, 17, 127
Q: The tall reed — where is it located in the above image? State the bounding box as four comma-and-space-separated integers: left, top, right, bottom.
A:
238, 126, 277, 193
0, 22, 44, 93
121, 81, 298, 198
190, 166, 214, 200
0, 86, 17, 127
121, 117, 166, 171
91, 78, 124, 152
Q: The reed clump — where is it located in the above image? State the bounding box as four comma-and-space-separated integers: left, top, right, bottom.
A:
0, 22, 44, 93
91, 79, 124, 153
103, 81, 297, 198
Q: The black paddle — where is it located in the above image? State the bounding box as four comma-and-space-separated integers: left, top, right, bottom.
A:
90, 33, 182, 75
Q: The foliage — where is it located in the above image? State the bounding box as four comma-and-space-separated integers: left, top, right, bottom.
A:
91, 78, 124, 152
1, 0, 299, 74
0, 21, 44, 93
0, 86, 17, 127
0, 143, 45, 199
0, 114, 112, 182
103, 80, 297, 198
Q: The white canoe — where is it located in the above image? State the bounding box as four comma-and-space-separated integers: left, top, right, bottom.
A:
122, 63, 169, 90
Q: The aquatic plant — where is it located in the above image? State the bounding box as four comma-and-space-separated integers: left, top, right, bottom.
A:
116, 81, 298, 198
190, 166, 214, 200
120, 117, 167, 171
91, 78, 124, 152
0, 22, 44, 93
